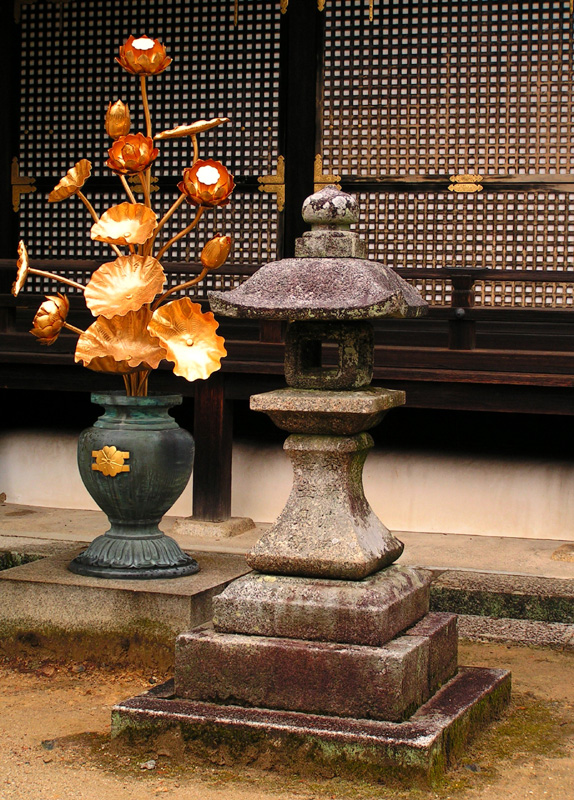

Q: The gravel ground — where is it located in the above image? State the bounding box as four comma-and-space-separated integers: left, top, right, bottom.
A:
0, 642, 573, 800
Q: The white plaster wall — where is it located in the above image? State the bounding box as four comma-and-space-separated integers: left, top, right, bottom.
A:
1, 429, 573, 541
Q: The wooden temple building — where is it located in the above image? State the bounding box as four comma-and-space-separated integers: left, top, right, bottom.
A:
1, 0, 574, 536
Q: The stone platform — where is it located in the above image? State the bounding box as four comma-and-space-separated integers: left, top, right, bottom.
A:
0, 547, 250, 667
112, 666, 511, 782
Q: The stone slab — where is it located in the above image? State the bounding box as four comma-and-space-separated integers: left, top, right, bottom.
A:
406, 612, 458, 693
0, 548, 250, 663
213, 565, 432, 646
457, 614, 574, 650
250, 387, 406, 435
171, 516, 256, 539
431, 570, 574, 623
112, 667, 511, 783
174, 628, 431, 721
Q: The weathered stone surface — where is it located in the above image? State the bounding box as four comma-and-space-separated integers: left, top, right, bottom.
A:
284, 320, 374, 390
174, 628, 430, 721
246, 432, 404, 579
209, 257, 428, 321
301, 185, 359, 228
250, 386, 405, 435
113, 667, 511, 782
406, 612, 458, 693
213, 566, 432, 646
295, 229, 367, 259
430, 570, 574, 623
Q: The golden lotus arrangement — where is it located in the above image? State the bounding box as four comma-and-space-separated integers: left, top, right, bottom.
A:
13, 35, 233, 396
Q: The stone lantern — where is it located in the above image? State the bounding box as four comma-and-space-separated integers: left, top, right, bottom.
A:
114, 188, 510, 780
210, 185, 427, 580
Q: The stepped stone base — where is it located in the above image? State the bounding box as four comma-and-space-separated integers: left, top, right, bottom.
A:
175, 616, 457, 721
212, 565, 433, 646
112, 667, 511, 783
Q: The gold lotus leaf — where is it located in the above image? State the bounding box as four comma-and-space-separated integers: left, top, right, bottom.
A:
155, 118, 231, 140
78, 355, 142, 375
84, 254, 166, 319
12, 240, 30, 297
75, 308, 167, 372
48, 159, 92, 203
148, 297, 226, 382
90, 202, 158, 246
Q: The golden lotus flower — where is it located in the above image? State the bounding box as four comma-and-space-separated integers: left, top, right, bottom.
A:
30, 293, 69, 346
75, 309, 166, 372
48, 159, 92, 203
105, 100, 131, 138
12, 240, 30, 297
91, 202, 158, 246
107, 133, 159, 175
200, 235, 232, 270
116, 35, 172, 75
178, 159, 235, 207
155, 118, 230, 140
148, 298, 226, 382
84, 255, 166, 318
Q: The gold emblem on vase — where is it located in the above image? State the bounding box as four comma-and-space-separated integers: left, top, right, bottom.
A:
92, 446, 131, 477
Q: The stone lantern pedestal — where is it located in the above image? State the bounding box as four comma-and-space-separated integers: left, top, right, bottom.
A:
112, 188, 510, 781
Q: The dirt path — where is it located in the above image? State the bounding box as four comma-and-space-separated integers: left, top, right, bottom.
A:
1, 642, 573, 800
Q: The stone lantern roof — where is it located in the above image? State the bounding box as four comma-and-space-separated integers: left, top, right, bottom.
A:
209, 185, 428, 321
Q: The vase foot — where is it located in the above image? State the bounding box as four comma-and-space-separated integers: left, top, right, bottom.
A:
67, 531, 200, 580
68, 557, 200, 581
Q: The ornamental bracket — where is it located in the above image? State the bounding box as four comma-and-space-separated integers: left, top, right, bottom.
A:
128, 173, 159, 195
258, 156, 285, 212
11, 157, 36, 212
314, 154, 341, 193
448, 174, 484, 194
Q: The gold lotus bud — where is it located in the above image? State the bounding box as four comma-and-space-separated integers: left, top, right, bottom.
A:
200, 235, 232, 270
105, 101, 131, 139
30, 293, 69, 346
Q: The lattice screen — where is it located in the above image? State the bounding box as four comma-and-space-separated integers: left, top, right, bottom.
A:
322, 0, 574, 308
323, 0, 574, 176
18, 0, 280, 267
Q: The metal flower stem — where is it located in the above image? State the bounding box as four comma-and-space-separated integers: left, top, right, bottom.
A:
63, 322, 84, 335
145, 193, 187, 256
151, 266, 210, 311
140, 76, 153, 138
76, 191, 123, 258
156, 206, 205, 260
29, 268, 86, 292
123, 370, 150, 397
119, 174, 137, 204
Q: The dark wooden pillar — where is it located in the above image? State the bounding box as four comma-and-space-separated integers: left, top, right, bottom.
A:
192, 372, 233, 522
445, 269, 486, 351
278, 0, 324, 256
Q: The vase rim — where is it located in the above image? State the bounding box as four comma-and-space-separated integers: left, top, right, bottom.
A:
91, 391, 183, 407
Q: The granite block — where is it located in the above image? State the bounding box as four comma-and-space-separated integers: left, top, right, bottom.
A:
213, 566, 432, 646
174, 629, 430, 722
406, 612, 458, 693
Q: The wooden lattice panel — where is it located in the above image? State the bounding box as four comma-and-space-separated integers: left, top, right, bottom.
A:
322, 0, 574, 176
18, 0, 280, 265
